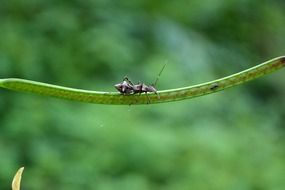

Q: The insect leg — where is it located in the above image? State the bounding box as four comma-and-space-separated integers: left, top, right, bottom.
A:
155, 92, 160, 99
145, 92, 151, 104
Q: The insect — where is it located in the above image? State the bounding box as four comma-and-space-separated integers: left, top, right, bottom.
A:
114, 64, 166, 100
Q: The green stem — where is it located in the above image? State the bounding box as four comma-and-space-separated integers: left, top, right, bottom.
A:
1, 56, 284, 105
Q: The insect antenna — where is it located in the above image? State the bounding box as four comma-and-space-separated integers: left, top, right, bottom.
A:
153, 62, 167, 87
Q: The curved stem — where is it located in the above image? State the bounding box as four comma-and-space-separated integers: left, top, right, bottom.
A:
1, 56, 284, 105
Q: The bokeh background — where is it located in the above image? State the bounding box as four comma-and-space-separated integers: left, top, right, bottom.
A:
1, 0, 285, 189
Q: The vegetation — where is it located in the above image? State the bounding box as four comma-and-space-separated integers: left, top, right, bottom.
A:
0, 1, 285, 189
12, 168, 24, 190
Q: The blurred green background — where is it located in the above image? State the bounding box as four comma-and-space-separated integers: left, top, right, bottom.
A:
1, 0, 285, 189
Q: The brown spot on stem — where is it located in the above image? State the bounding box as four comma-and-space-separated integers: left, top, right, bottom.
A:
210, 83, 219, 90
281, 57, 285, 65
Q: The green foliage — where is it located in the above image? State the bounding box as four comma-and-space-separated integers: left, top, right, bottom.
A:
0, 1, 285, 190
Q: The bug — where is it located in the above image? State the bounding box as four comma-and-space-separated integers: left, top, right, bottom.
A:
114, 64, 166, 100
